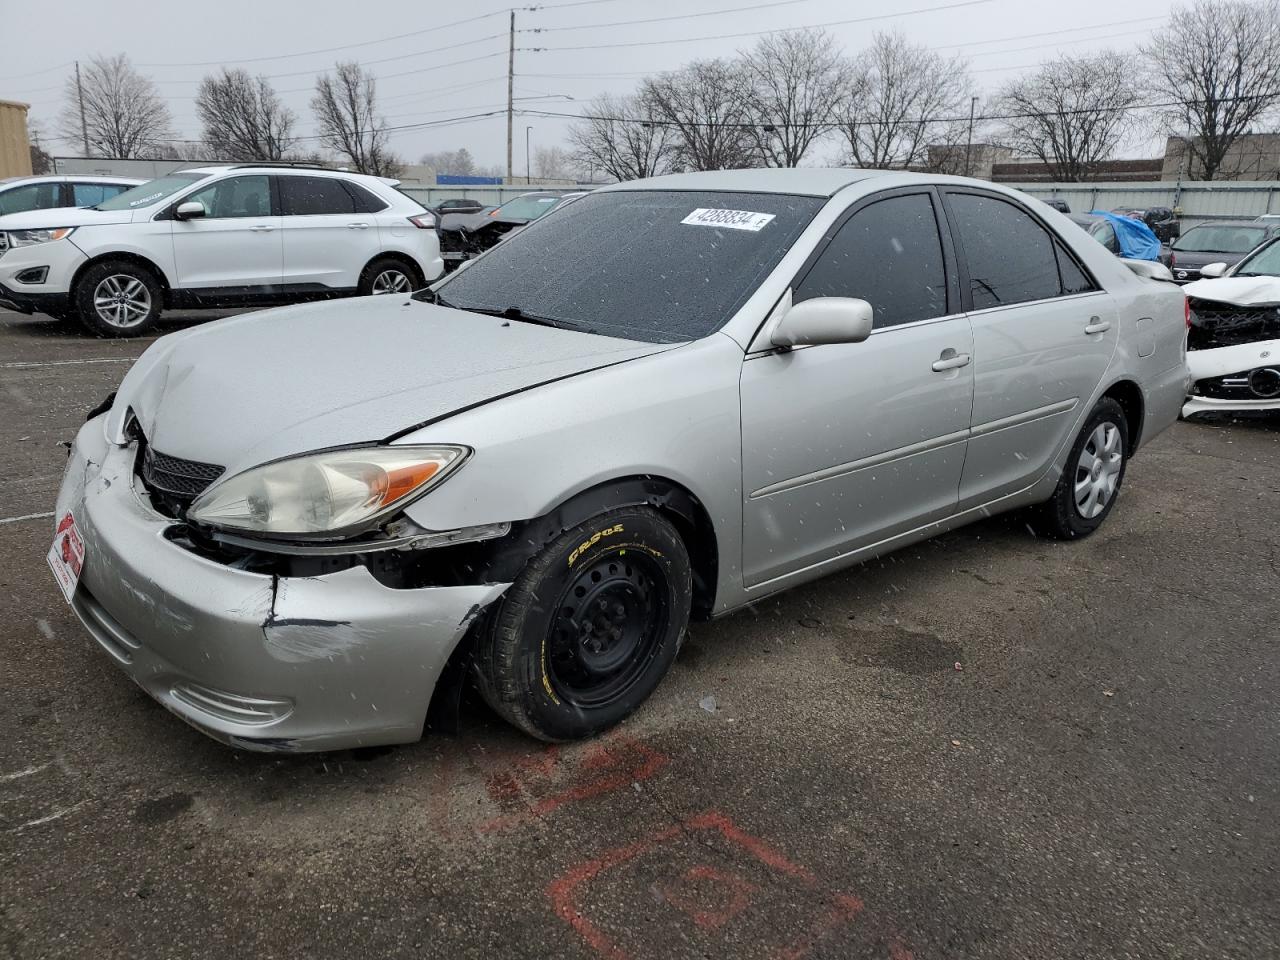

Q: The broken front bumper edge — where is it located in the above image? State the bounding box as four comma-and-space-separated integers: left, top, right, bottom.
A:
54, 417, 510, 753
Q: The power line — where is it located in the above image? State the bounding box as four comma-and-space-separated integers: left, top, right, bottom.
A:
137, 11, 508, 68
518, 89, 1280, 130
934, 16, 1166, 49
518, 0, 826, 33
520, 0, 995, 51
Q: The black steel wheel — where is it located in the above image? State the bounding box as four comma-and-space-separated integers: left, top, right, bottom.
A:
474, 506, 692, 741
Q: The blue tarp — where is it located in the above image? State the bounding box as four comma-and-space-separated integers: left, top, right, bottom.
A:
437, 174, 503, 185
1088, 210, 1161, 261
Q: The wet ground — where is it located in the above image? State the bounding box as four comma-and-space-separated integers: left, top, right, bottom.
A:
2, 308, 1277, 959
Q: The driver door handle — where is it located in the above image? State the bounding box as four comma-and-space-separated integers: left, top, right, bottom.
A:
932, 351, 972, 372
1085, 317, 1111, 334
249, 224, 275, 232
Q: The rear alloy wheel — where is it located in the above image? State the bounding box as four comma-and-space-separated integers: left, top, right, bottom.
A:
474, 506, 692, 741
359, 257, 423, 297
1032, 397, 1129, 540
74, 261, 162, 337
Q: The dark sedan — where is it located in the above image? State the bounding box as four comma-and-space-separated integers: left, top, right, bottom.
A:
1168, 220, 1280, 283
437, 191, 585, 268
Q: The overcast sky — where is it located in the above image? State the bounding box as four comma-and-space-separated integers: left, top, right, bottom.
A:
2, 0, 1179, 171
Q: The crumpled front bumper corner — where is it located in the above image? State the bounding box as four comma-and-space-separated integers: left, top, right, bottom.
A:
56, 417, 510, 753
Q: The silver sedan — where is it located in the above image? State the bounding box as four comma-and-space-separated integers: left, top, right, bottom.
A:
50, 169, 1189, 751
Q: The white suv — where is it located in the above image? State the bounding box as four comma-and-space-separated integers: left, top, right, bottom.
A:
0, 164, 443, 336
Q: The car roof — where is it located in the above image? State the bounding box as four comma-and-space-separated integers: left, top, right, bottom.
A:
603, 167, 895, 198
0, 174, 142, 186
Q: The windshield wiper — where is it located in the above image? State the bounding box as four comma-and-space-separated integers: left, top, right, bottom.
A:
464, 305, 579, 330
412, 287, 452, 307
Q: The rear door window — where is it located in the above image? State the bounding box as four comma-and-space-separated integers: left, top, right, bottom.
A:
0, 181, 61, 215
794, 192, 949, 329
279, 176, 358, 216
71, 182, 127, 206
947, 192, 1066, 309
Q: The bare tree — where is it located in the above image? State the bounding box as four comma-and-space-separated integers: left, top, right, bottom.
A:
419, 148, 477, 175
642, 59, 757, 171
740, 29, 848, 167
995, 52, 1144, 181
1143, 0, 1280, 180
567, 92, 678, 182
58, 55, 171, 158
311, 62, 400, 176
838, 32, 971, 170
532, 145, 576, 180
196, 69, 297, 161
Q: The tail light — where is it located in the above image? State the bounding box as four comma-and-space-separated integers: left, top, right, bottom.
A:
408, 214, 435, 229
489, 209, 500, 217
1168, 251, 1176, 268
1184, 297, 1191, 329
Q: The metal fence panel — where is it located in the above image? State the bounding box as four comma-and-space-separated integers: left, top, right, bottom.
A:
1010, 181, 1280, 224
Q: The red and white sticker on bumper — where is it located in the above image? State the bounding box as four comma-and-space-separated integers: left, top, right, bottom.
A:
47, 512, 85, 604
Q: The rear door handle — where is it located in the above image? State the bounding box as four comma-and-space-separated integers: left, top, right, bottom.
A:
347, 222, 370, 230
1085, 317, 1111, 334
932, 351, 972, 372
249, 224, 274, 232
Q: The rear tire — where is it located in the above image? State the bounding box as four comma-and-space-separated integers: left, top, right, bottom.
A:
1031, 397, 1129, 540
474, 507, 692, 742
358, 256, 423, 297
74, 261, 162, 337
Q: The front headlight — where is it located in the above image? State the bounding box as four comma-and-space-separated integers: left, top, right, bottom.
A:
187, 445, 469, 538
7, 227, 76, 247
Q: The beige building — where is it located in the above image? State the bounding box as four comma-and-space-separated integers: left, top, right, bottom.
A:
1161, 134, 1280, 181
0, 99, 33, 178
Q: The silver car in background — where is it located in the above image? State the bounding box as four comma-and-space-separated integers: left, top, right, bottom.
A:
51, 169, 1189, 751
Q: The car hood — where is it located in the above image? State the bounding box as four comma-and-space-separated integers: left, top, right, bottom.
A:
0, 205, 137, 230
1182, 275, 1280, 307
108, 295, 673, 476
1172, 250, 1244, 269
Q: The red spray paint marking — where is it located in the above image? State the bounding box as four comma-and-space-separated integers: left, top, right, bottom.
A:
478, 735, 667, 834
546, 809, 913, 960
658, 865, 758, 931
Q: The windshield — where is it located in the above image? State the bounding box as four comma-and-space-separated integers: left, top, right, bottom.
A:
1232, 237, 1280, 276
1172, 224, 1266, 254
434, 190, 823, 343
94, 173, 210, 211
495, 194, 563, 220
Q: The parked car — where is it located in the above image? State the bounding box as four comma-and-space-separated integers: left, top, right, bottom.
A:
437, 190, 585, 267
0, 164, 442, 336
1167, 219, 1280, 283
1044, 198, 1071, 213
0, 174, 142, 217
1180, 235, 1280, 418
51, 169, 1186, 751
1112, 206, 1180, 243
430, 198, 486, 216
1068, 211, 1169, 265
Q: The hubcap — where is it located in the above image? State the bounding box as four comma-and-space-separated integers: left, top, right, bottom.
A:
546, 552, 670, 708
371, 269, 411, 294
93, 275, 151, 328
1074, 421, 1123, 519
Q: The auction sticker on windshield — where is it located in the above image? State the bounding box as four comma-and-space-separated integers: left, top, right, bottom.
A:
47, 513, 85, 604
681, 208, 776, 231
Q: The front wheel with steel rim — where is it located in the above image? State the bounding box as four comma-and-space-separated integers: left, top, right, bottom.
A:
474, 506, 692, 741
357, 256, 423, 297
1032, 397, 1130, 540
73, 260, 163, 337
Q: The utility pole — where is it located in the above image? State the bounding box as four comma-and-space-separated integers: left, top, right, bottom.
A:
964, 95, 977, 177
74, 61, 90, 158
506, 10, 515, 182
526, 125, 533, 184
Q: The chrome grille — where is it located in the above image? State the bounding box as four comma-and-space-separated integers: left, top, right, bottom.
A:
141, 446, 225, 499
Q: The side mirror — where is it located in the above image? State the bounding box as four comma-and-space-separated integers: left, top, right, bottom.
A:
174, 200, 206, 221
771, 297, 874, 349
1199, 261, 1228, 278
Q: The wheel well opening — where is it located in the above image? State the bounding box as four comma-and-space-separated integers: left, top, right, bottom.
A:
361, 253, 423, 284
72, 253, 170, 297
1103, 380, 1144, 454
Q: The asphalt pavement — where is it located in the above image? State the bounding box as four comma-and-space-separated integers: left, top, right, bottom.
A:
1, 308, 1277, 959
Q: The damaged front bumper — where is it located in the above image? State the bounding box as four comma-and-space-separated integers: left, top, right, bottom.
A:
54, 417, 510, 753
1183, 336, 1280, 417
